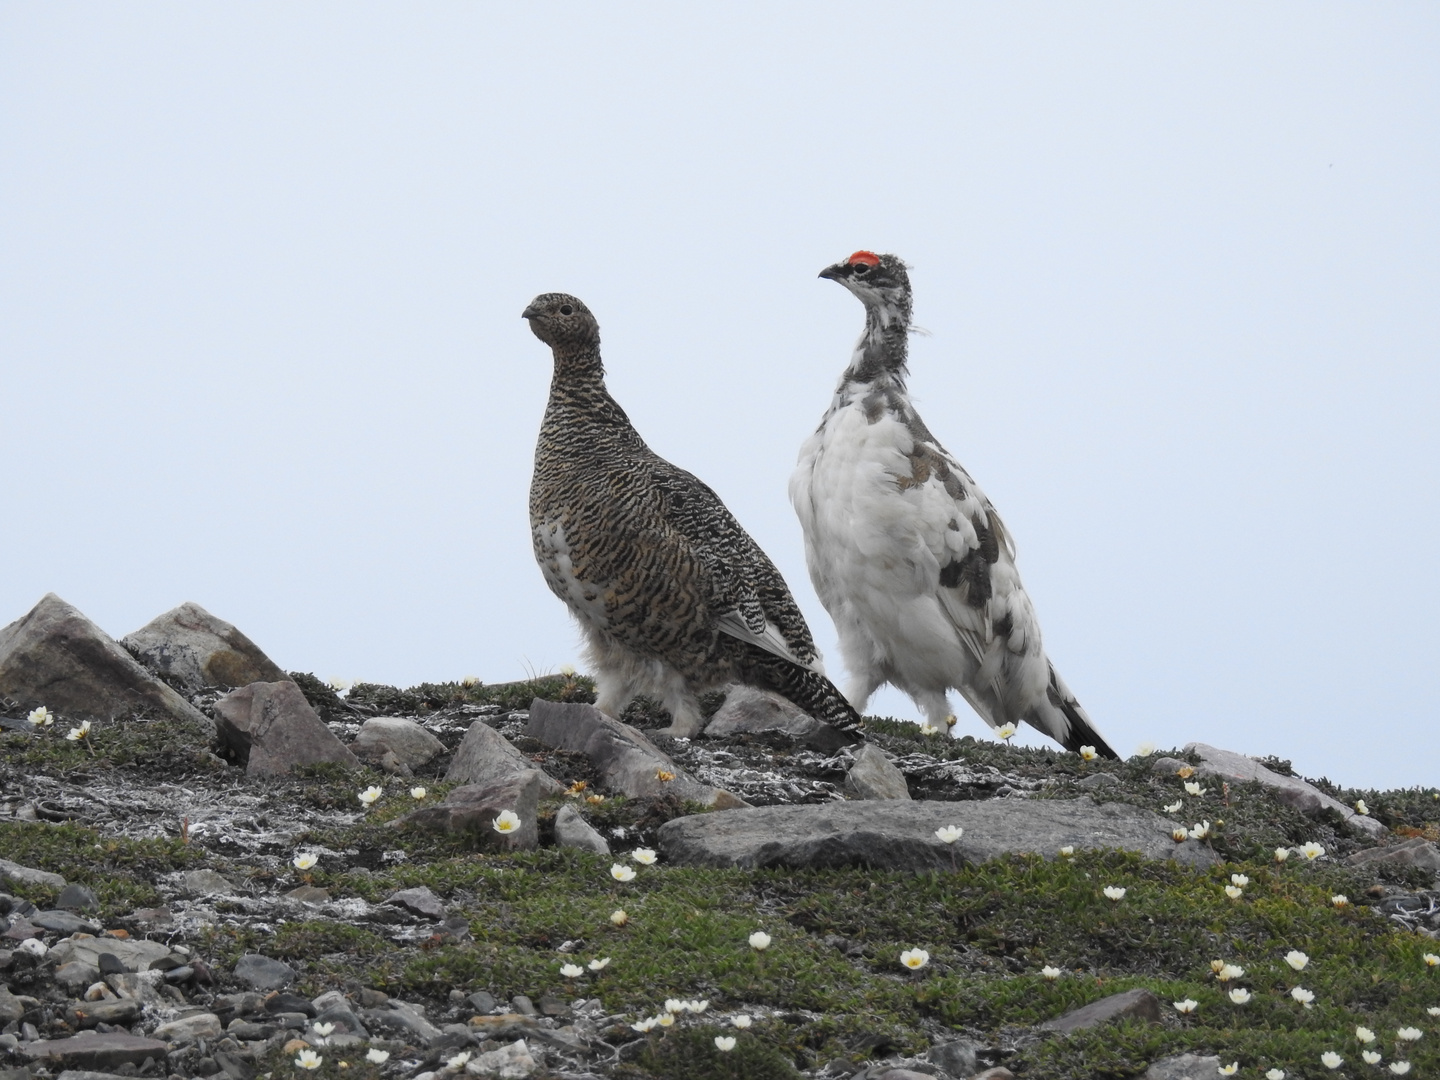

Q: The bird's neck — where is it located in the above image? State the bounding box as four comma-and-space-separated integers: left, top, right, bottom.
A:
543, 347, 635, 433
841, 296, 911, 389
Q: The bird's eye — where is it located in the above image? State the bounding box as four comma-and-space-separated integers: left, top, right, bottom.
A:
559, 304, 574, 316
853, 264, 870, 276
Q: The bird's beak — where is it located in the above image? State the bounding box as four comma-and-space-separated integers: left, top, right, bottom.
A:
818, 262, 848, 282
521, 302, 542, 320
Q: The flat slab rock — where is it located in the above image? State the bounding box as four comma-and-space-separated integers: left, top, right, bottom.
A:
22, 1032, 169, 1069
657, 796, 1218, 870
1039, 987, 1162, 1032
1145, 1054, 1222, 1080
527, 699, 746, 809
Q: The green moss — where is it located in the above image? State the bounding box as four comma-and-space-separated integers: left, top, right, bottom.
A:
343, 674, 596, 715
0, 821, 199, 914
621, 1025, 803, 1079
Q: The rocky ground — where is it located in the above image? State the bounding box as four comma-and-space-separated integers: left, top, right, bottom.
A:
2, 595, 1439, 1080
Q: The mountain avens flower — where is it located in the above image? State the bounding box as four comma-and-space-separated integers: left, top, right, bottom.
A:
1267, 1070, 1285, 1080
1290, 986, 1314, 1006
445, 1052, 470, 1069
1321, 1051, 1342, 1069
1041, 966, 1061, 980
631, 848, 657, 865
1427, 1007, 1440, 1017
560, 963, 583, 978
1217, 963, 1245, 981
1164, 800, 1183, 813
1103, 885, 1126, 901
1230, 873, 1249, 887
1331, 894, 1349, 907
1274, 847, 1291, 862
1078, 745, 1097, 761
900, 948, 930, 970
292, 852, 318, 871
1189, 821, 1211, 840
1302, 841, 1326, 860
1363, 1051, 1382, 1065
65, 719, 91, 742
409, 786, 427, 800
996, 723, 1017, 741
358, 786, 382, 806
714, 1036, 736, 1051
1134, 742, 1156, 757
918, 722, 940, 736
1228, 988, 1252, 1004
1224, 884, 1244, 899
326, 677, 351, 692
588, 957, 610, 971
295, 1050, 323, 1070
935, 825, 963, 844
27, 706, 53, 727
656, 1013, 675, 1028
1184, 781, 1204, 796
1285, 950, 1308, 971
1389, 1063, 1411, 1075
609, 864, 636, 882
365, 1049, 389, 1064
1172, 828, 1190, 842
312, 1022, 335, 1037
1174, 999, 1198, 1014
1059, 845, 1074, 857
460, 675, 480, 686
492, 809, 521, 834
1354, 799, 1369, 815
1395, 1028, 1421, 1042
1357, 1026, 1376, 1043
1425, 953, 1440, 967
630, 1017, 656, 1033
609, 909, 628, 926
749, 931, 771, 950
731, 1014, 753, 1028
1219, 1064, 1237, 1076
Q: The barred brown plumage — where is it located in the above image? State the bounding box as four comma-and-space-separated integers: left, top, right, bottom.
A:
523, 292, 862, 740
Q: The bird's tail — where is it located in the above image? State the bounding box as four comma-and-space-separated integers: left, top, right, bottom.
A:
1032, 663, 1118, 759
733, 645, 865, 740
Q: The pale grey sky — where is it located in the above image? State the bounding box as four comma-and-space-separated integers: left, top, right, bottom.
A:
3, 4, 1437, 789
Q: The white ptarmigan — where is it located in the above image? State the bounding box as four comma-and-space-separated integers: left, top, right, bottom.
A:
524, 292, 863, 741
790, 252, 1117, 758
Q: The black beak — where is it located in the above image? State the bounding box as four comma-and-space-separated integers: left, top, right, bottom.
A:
521, 302, 542, 320
818, 262, 849, 282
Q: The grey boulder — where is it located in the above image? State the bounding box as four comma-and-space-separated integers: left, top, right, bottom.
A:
352, 716, 446, 770
1038, 987, 1162, 1032
657, 797, 1218, 871
21, 1032, 169, 1070
1145, 1054, 1223, 1080
390, 770, 543, 850
844, 743, 911, 800
553, 804, 610, 854
527, 699, 747, 809
0, 593, 213, 733
386, 886, 447, 920
446, 720, 564, 794
49, 937, 171, 972
0, 858, 66, 889
213, 680, 360, 775
703, 685, 854, 753
1346, 836, 1440, 875
121, 601, 287, 691
232, 953, 296, 991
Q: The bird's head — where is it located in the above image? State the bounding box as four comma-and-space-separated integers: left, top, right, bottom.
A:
522, 293, 599, 354
818, 251, 911, 314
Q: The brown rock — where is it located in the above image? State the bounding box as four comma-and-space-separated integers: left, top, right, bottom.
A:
213, 680, 360, 775
121, 601, 286, 691
446, 720, 564, 793
0, 593, 213, 732
527, 699, 747, 809
67, 999, 140, 1029
390, 769, 543, 850
1039, 988, 1162, 1032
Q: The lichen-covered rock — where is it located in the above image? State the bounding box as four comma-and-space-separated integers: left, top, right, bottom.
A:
390, 769, 543, 850
446, 719, 564, 793
1038, 987, 1162, 1032
0, 593, 213, 733
213, 680, 360, 775
121, 601, 287, 691
553, 804, 610, 854
352, 716, 446, 769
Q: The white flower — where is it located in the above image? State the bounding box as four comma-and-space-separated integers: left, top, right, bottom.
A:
631, 848, 657, 865
492, 809, 521, 834
1103, 885, 1126, 901
610, 863, 636, 882
1302, 841, 1326, 860
409, 786, 427, 800
1163, 801, 1183, 814
1184, 781, 1204, 796
27, 706, 53, 727
295, 1050, 323, 1070
663, 999, 685, 1014
327, 677, 351, 692
749, 931, 771, 951
66, 719, 92, 741
1428, 1007, 1440, 1018
1078, 745, 1097, 761
1134, 742, 1156, 757
1274, 847, 1291, 862
1363, 1051, 1382, 1065
558, 663, 577, 677
1174, 999, 1198, 1014
365, 1049, 389, 1064
312, 1022, 335, 1037
293, 852, 319, 871
460, 675, 480, 687
714, 1036, 736, 1052
358, 786, 383, 806
1218, 964, 1245, 981
1322, 1051, 1343, 1069
1230, 874, 1249, 887
1172, 828, 1190, 842
656, 1012, 675, 1027
687, 999, 709, 1013
1189, 821, 1211, 840
1224, 885, 1244, 900
1267, 1071, 1286, 1080
1059, 845, 1075, 857
1357, 1026, 1377, 1043
630, 1017, 656, 1033
1041, 966, 1062, 980
1332, 894, 1349, 908
588, 957, 610, 971
1389, 1064, 1411, 1076
560, 963, 583, 978
1354, 799, 1370, 815
1291, 986, 1314, 1006
1425, 953, 1440, 967
1284, 950, 1308, 971
900, 948, 930, 970
918, 722, 940, 736
1229, 987, 1252, 1004
610, 909, 628, 926
1219, 1064, 1238, 1077
935, 825, 964, 844
996, 723, 1017, 741
445, 1051, 470, 1069
1395, 1028, 1422, 1041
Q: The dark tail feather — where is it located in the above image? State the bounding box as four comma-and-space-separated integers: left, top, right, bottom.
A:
733, 645, 865, 740
1044, 664, 1118, 759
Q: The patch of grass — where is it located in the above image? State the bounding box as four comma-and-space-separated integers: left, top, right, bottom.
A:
620, 1024, 803, 1079
0, 712, 219, 777
0, 821, 199, 914
343, 674, 596, 715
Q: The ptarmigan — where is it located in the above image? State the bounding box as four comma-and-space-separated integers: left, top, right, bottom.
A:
524, 292, 862, 740
789, 252, 1117, 758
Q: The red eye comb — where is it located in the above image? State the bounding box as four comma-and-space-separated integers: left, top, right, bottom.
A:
847, 251, 881, 266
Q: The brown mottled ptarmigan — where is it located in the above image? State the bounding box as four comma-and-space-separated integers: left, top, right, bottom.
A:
523, 292, 863, 740
789, 252, 1117, 758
